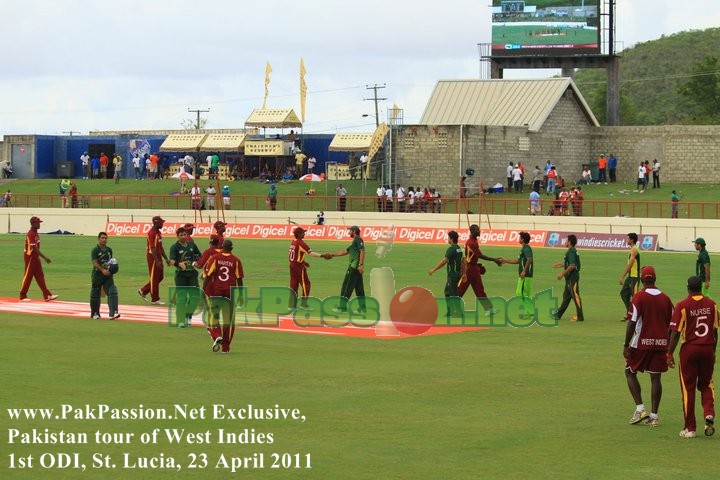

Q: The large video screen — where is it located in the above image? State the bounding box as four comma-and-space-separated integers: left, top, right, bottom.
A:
491, 0, 601, 57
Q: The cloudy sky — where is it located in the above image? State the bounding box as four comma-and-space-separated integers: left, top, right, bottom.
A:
1, 0, 718, 137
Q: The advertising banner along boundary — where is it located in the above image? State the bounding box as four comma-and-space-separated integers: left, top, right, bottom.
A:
105, 222, 657, 251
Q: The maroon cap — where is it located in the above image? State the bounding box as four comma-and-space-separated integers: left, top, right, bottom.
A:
214, 220, 227, 228
30, 216, 43, 223
183, 223, 195, 230
293, 226, 306, 236
152, 216, 165, 223
209, 234, 220, 244
641, 266, 656, 280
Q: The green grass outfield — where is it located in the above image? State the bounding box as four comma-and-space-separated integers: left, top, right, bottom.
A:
492, 25, 599, 46
0, 235, 716, 479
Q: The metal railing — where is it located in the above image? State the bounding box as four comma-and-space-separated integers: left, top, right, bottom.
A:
3, 193, 715, 219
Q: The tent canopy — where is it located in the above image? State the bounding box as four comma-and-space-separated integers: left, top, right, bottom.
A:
328, 132, 374, 152
244, 108, 302, 128
159, 134, 207, 152
199, 133, 247, 152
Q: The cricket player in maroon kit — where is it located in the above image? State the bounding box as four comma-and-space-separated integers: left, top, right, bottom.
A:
624, 266, 674, 428
183, 223, 196, 244
138, 216, 169, 304
667, 275, 718, 438
457, 224, 502, 316
19, 216, 59, 302
213, 220, 227, 245
204, 239, 244, 353
288, 226, 324, 310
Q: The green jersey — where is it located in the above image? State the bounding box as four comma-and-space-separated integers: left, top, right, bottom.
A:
346, 236, 364, 269
169, 241, 202, 276
519, 244, 533, 278
445, 244, 463, 276
563, 246, 580, 281
91, 244, 113, 279
696, 248, 710, 281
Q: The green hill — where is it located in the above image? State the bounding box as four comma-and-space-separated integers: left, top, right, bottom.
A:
574, 27, 720, 125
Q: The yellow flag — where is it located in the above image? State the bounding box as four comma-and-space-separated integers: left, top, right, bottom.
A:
263, 62, 272, 109
300, 58, 307, 124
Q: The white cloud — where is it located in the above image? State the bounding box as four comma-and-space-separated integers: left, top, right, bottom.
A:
0, 0, 717, 136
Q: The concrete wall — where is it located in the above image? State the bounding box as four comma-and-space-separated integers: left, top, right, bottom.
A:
591, 125, 720, 184
393, 93, 596, 196
3, 207, 718, 253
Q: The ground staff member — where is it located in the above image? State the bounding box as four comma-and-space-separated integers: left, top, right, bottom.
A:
667, 276, 718, 438
90, 232, 119, 320
168, 227, 202, 328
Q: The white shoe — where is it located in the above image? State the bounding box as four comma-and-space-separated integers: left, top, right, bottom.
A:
679, 429, 696, 438
485, 307, 500, 317
91, 314, 101, 320
110, 313, 121, 320
45, 294, 59, 302
20, 298, 31, 302
151, 300, 165, 305
212, 337, 223, 352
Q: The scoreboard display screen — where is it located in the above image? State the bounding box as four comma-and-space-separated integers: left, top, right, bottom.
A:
491, 0, 601, 57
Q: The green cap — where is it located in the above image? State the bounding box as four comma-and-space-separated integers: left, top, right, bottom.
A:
693, 238, 706, 246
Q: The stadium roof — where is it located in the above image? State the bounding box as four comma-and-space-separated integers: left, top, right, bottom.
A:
328, 133, 374, 152
244, 108, 302, 128
419, 78, 599, 132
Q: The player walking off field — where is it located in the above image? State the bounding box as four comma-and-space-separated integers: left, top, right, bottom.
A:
619, 233, 641, 321
138, 216, 169, 304
667, 276, 718, 438
623, 266, 674, 428
204, 240, 244, 353
458, 224, 502, 317
428, 230, 464, 318
168, 227, 202, 328
326, 225, 366, 314
19, 216, 59, 302
288, 226, 324, 310
552, 234, 583, 321
693, 238, 711, 297
90, 232, 119, 320
501, 231, 534, 318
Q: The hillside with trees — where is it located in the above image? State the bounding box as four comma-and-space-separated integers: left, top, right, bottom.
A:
574, 27, 720, 125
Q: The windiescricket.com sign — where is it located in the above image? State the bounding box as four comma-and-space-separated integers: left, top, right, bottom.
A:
104, 222, 657, 251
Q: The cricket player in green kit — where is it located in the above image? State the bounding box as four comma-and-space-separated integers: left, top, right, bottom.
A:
168, 227, 203, 327
428, 230, 464, 318
501, 231, 534, 318
327, 225, 366, 314
553, 234, 584, 322
90, 232, 119, 320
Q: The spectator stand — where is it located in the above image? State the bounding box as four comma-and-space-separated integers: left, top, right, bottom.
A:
243, 108, 303, 181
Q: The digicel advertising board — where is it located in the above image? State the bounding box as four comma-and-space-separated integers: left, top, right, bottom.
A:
105, 222, 548, 247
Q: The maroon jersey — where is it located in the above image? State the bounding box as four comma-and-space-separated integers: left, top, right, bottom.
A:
289, 239, 312, 264
205, 252, 243, 293
24, 229, 40, 257
629, 287, 674, 350
198, 246, 222, 269
464, 236, 481, 264
670, 294, 719, 346
146, 227, 164, 256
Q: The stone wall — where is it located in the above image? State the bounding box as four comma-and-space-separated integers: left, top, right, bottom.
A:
392, 108, 720, 197
591, 125, 720, 184
392, 93, 595, 196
